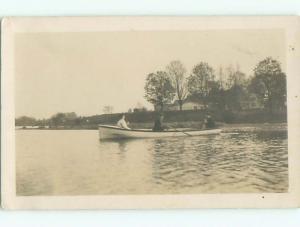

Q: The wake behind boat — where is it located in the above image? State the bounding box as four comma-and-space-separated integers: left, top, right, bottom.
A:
99, 124, 222, 140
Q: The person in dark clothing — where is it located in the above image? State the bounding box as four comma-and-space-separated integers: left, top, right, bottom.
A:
153, 113, 165, 131
203, 114, 215, 129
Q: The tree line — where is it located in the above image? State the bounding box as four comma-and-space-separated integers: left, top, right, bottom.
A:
15, 112, 82, 127
16, 57, 287, 127
144, 57, 287, 113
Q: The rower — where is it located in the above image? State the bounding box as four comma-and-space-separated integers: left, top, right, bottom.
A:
203, 114, 215, 129
117, 114, 131, 130
153, 113, 165, 132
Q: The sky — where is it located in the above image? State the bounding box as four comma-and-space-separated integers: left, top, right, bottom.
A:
15, 29, 285, 119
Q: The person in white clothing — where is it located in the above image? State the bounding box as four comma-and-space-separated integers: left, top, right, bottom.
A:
117, 114, 131, 130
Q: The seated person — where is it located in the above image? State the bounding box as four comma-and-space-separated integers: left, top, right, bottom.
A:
153, 113, 165, 132
117, 114, 131, 130
203, 114, 215, 129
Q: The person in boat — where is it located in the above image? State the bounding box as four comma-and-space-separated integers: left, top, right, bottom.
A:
117, 114, 131, 130
153, 113, 165, 132
203, 114, 215, 129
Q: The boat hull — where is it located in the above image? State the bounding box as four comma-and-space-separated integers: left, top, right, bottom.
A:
99, 125, 221, 140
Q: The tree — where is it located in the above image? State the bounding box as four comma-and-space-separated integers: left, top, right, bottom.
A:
49, 112, 80, 127
166, 60, 188, 111
249, 57, 286, 113
15, 116, 37, 126
187, 62, 215, 104
225, 64, 247, 89
207, 81, 226, 110
217, 66, 226, 90
50, 113, 66, 127
144, 71, 175, 111
64, 112, 77, 120
224, 84, 247, 111
36, 118, 49, 127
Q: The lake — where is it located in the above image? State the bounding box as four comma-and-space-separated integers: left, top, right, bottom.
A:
16, 124, 288, 195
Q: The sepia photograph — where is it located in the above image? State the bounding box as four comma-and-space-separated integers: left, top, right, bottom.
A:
1, 16, 300, 209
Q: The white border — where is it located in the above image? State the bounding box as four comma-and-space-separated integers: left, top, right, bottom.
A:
1, 16, 300, 209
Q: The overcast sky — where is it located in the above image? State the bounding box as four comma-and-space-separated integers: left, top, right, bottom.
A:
15, 29, 285, 119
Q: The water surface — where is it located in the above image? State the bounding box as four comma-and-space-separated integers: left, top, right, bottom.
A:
16, 124, 288, 195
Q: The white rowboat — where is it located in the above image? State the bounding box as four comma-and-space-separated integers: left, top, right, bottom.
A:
99, 125, 222, 140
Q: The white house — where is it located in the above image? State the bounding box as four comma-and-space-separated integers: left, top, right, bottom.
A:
154, 99, 206, 111
181, 101, 206, 110
240, 93, 264, 110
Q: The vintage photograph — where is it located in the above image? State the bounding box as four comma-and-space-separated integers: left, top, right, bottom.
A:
2, 17, 300, 208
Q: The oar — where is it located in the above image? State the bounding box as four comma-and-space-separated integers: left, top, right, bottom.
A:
172, 127, 193, 137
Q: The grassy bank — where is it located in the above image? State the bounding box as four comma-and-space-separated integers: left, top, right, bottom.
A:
16, 109, 287, 130
81, 109, 286, 126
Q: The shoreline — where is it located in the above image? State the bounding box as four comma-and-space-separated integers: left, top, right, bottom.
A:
15, 122, 287, 131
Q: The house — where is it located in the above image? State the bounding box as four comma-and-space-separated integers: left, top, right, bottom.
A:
181, 101, 206, 110
240, 93, 264, 110
154, 103, 177, 111
180, 96, 207, 111
154, 97, 206, 111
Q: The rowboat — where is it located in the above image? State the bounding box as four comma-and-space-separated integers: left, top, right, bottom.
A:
99, 125, 222, 140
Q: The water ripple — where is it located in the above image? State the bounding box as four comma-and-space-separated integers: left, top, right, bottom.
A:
16, 124, 288, 195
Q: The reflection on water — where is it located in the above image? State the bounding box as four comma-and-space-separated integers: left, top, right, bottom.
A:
16, 124, 288, 195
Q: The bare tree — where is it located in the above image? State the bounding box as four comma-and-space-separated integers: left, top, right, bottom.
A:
225, 64, 246, 89
166, 60, 188, 111
218, 66, 225, 90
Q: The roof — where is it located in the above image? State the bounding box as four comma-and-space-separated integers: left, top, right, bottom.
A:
185, 95, 205, 103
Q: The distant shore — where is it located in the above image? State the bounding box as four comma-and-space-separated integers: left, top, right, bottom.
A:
15, 109, 287, 130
